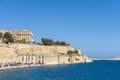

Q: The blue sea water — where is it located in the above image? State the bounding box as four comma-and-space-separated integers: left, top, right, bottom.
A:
0, 60, 120, 80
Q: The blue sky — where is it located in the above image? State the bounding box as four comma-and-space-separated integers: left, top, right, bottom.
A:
0, 0, 120, 58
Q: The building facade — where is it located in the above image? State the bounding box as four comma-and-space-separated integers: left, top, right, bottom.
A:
0, 30, 33, 43
17, 54, 69, 65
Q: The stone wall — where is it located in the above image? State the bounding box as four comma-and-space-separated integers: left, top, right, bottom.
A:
58, 55, 69, 64
14, 44, 74, 55
0, 43, 92, 64
0, 46, 16, 64
0, 44, 74, 64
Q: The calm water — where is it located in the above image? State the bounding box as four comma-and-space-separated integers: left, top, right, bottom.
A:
0, 60, 120, 80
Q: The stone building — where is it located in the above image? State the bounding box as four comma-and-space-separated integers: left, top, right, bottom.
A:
0, 30, 33, 43
58, 55, 69, 64
17, 54, 69, 65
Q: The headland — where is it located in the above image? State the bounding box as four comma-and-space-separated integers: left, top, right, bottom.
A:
0, 30, 92, 70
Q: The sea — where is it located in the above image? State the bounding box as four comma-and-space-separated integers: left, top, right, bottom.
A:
0, 60, 120, 80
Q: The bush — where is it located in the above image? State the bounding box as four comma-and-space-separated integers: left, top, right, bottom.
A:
41, 38, 70, 46
3, 32, 14, 44
67, 50, 80, 55
0, 32, 2, 39
67, 50, 74, 55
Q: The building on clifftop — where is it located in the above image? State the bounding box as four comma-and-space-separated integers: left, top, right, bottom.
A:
0, 29, 33, 44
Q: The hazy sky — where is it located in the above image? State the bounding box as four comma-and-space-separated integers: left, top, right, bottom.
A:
0, 0, 120, 58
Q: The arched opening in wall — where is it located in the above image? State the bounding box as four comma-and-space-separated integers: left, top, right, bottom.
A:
38, 60, 41, 64
42, 56, 44, 64
38, 56, 41, 64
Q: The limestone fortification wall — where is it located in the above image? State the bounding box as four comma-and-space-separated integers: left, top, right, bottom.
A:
0, 46, 16, 63
0, 44, 92, 64
0, 44, 74, 63
14, 44, 74, 55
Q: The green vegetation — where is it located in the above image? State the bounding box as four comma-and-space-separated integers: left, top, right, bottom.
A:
67, 50, 80, 55
3, 32, 14, 44
41, 38, 70, 46
36, 42, 42, 45
0, 32, 2, 39
67, 50, 74, 55
41, 38, 53, 45
74, 50, 79, 54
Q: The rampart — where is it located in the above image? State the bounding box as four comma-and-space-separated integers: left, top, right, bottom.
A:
0, 43, 92, 64
14, 44, 74, 55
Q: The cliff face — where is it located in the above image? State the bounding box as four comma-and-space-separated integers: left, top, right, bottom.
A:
0, 44, 75, 63
14, 44, 74, 55
0, 44, 92, 64
0, 46, 16, 63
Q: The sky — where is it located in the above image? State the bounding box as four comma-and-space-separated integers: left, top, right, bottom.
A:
0, 0, 120, 58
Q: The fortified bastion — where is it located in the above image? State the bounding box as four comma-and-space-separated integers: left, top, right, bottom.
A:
15, 44, 74, 55
0, 43, 92, 64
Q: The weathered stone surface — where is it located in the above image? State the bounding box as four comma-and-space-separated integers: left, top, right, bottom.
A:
0, 43, 92, 64
14, 44, 74, 55
0, 46, 16, 63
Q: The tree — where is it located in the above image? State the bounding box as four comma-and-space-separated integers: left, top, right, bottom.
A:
0, 32, 2, 39
61, 41, 66, 45
33, 41, 36, 44
67, 50, 74, 55
66, 43, 71, 46
36, 42, 42, 45
67, 50, 80, 55
74, 50, 80, 55
74, 50, 78, 54
41, 38, 71, 46
56, 41, 60, 45
41, 38, 54, 45
3, 32, 14, 44
41, 38, 49, 45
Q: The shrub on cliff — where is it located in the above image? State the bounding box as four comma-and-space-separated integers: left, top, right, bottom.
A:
0, 32, 2, 39
67, 50, 80, 55
74, 50, 80, 55
67, 50, 74, 55
41, 38, 53, 45
41, 38, 70, 46
3, 32, 14, 44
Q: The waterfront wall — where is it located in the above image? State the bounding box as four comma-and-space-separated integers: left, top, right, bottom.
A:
14, 44, 74, 55
0, 43, 92, 64
0, 46, 16, 63
0, 44, 74, 64
17, 54, 69, 65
